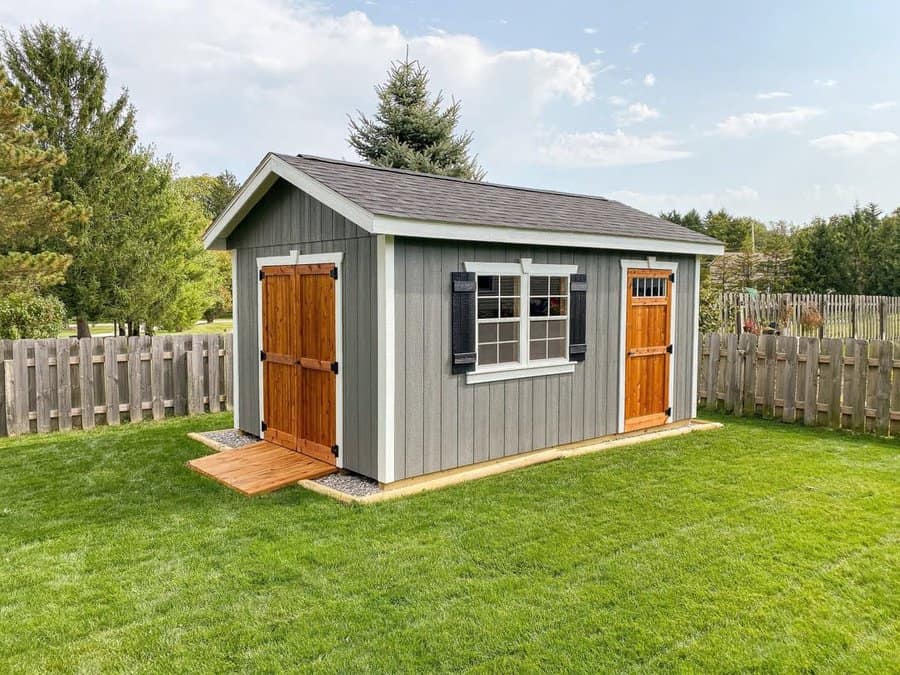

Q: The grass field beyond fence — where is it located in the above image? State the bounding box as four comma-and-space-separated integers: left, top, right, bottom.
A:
0, 412, 896, 671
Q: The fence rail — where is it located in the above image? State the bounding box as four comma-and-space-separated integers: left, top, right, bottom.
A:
698, 333, 900, 437
720, 292, 900, 339
0, 334, 233, 437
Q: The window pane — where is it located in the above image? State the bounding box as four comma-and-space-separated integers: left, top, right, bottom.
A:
549, 276, 567, 295
478, 344, 497, 365
500, 297, 519, 318
478, 323, 497, 344
478, 298, 499, 319
549, 297, 567, 316
498, 342, 519, 363
498, 322, 518, 341
548, 320, 566, 338
478, 275, 498, 296
530, 276, 549, 296
530, 297, 548, 317
499, 276, 520, 296
530, 319, 547, 339
548, 338, 566, 359
530, 340, 547, 360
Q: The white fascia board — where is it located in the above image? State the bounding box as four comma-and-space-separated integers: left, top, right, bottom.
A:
372, 215, 725, 257
463, 259, 579, 276
203, 154, 375, 250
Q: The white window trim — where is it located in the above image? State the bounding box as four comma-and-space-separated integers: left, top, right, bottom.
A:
255, 250, 344, 469
463, 259, 579, 384
376, 235, 395, 483
617, 257, 678, 434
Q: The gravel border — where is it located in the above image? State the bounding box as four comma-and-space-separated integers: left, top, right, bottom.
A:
198, 429, 259, 449
315, 472, 381, 497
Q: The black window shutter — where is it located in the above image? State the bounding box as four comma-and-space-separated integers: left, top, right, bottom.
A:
451, 272, 477, 374
569, 273, 587, 362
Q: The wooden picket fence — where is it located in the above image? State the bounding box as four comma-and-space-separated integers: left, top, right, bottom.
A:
0, 334, 233, 437
698, 333, 900, 437
720, 292, 900, 339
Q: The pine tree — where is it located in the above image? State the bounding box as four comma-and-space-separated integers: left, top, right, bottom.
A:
2, 23, 137, 337
348, 56, 485, 180
0, 69, 84, 294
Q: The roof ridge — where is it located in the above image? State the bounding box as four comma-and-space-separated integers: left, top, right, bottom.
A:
280, 152, 610, 203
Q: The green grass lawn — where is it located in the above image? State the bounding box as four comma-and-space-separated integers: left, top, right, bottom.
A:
60, 318, 233, 338
0, 414, 897, 672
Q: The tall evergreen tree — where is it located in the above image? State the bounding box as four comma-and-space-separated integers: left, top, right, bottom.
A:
2, 23, 137, 337
348, 56, 485, 180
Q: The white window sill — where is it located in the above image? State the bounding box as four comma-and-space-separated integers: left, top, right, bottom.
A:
465, 361, 576, 384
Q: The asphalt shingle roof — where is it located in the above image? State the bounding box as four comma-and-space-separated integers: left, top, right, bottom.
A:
276, 153, 720, 245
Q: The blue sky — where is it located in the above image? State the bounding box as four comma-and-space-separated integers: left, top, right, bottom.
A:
2, 0, 898, 223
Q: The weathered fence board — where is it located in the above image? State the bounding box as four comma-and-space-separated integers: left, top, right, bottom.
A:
699, 333, 900, 437
0, 334, 233, 437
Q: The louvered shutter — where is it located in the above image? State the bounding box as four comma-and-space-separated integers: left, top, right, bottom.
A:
569, 273, 587, 362
451, 272, 477, 373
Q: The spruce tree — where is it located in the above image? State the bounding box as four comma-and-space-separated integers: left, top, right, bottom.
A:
348, 57, 485, 180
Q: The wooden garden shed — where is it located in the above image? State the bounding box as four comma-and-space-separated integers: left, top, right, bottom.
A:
203, 153, 724, 485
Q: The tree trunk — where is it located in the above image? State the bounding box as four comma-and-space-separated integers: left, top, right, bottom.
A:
76, 316, 92, 339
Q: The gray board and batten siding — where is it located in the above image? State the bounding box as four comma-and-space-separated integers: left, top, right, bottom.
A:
227, 178, 379, 479
392, 237, 697, 481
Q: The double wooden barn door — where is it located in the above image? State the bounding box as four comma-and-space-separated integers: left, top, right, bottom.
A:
624, 268, 673, 432
260, 263, 337, 465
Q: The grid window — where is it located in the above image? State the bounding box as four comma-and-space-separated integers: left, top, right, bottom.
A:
476, 275, 521, 366
632, 276, 667, 298
529, 275, 568, 362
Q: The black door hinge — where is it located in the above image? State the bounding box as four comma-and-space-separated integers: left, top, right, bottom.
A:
668, 272, 675, 283
329, 267, 338, 280
665, 407, 672, 417
330, 361, 339, 374
331, 444, 340, 457
260, 350, 266, 361
261, 421, 268, 432
666, 344, 673, 354
259, 269, 265, 280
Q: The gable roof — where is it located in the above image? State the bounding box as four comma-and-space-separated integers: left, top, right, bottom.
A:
203, 152, 724, 256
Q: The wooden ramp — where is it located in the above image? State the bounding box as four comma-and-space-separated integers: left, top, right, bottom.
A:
188, 441, 336, 496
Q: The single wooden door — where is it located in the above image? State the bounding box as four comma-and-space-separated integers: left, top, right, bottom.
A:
260, 263, 337, 465
624, 269, 672, 432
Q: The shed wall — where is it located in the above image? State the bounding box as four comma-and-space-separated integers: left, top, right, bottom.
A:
392, 238, 697, 481
228, 179, 378, 478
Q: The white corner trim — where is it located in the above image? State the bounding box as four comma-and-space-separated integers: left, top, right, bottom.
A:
617, 257, 679, 434
230, 249, 240, 430
377, 235, 396, 483
204, 154, 375, 250
691, 256, 701, 420
463, 258, 579, 276
255, 251, 345, 469
374, 215, 725, 257
466, 361, 575, 384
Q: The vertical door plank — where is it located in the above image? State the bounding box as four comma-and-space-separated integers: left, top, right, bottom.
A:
56, 339, 73, 432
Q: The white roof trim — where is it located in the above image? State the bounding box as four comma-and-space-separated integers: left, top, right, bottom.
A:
372, 215, 725, 257
203, 153, 375, 250
203, 153, 725, 257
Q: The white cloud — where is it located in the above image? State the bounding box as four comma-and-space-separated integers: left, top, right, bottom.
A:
809, 130, 898, 155
870, 101, 897, 111
609, 186, 759, 213
537, 129, 689, 168
755, 91, 791, 100
712, 107, 823, 137
584, 27, 597, 34
631, 42, 644, 54
593, 48, 605, 55
814, 79, 838, 88
616, 102, 660, 125
608, 95, 628, 106
1, 1, 596, 177
621, 78, 634, 86
642, 73, 656, 87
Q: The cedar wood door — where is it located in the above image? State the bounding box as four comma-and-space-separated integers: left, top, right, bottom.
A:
261, 263, 337, 465
624, 268, 672, 432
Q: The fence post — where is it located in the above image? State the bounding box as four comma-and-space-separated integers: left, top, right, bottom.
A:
762, 335, 776, 417
878, 298, 887, 340
706, 332, 720, 411
742, 333, 758, 416
851, 297, 858, 339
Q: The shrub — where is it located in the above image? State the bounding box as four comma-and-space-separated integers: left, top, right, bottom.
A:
0, 291, 68, 339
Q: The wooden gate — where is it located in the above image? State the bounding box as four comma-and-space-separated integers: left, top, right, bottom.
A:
624, 269, 673, 432
260, 263, 337, 465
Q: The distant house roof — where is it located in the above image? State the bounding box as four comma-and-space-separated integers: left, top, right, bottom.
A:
203, 152, 724, 256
